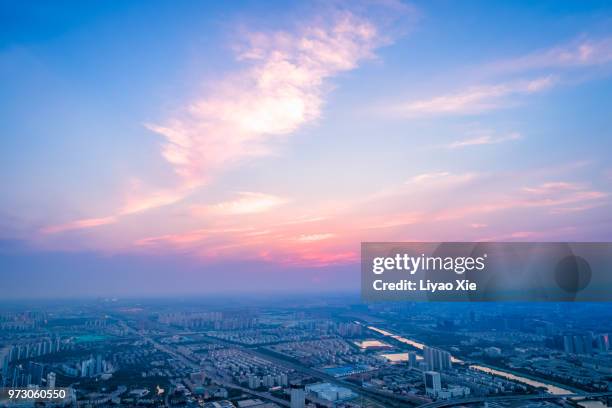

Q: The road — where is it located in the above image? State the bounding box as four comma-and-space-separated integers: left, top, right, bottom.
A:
120, 322, 612, 408
157, 326, 425, 407
252, 346, 428, 407
120, 321, 291, 407
194, 331, 427, 407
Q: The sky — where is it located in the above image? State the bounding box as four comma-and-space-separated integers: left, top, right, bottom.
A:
1, 0, 612, 299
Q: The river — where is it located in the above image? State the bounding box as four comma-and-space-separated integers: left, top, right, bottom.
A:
367, 325, 579, 396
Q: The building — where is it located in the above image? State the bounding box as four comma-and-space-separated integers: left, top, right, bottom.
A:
424, 347, 452, 371
96, 354, 103, 374
81, 358, 95, 377
436, 386, 470, 400
563, 334, 594, 355
423, 371, 442, 397
28, 361, 44, 386
248, 375, 260, 389
305, 382, 356, 402
263, 375, 273, 387
47, 372, 56, 388
290, 385, 305, 408
596, 334, 610, 352
1, 347, 10, 386
408, 352, 418, 368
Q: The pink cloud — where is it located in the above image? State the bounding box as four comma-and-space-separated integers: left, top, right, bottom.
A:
549, 202, 607, 215
147, 12, 385, 187
470, 223, 488, 229
41, 216, 117, 234
193, 192, 288, 216
430, 181, 607, 221
42, 185, 193, 234
123, 172, 609, 268
522, 181, 581, 194
41, 11, 392, 235
403, 171, 478, 189
136, 229, 210, 246
475, 227, 579, 242
120, 185, 193, 215
296, 233, 335, 242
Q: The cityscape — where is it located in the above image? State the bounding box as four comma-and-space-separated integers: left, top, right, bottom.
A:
2, 298, 612, 407
3, 1, 612, 407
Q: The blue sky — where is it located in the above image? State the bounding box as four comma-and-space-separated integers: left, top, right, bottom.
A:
1, 1, 612, 298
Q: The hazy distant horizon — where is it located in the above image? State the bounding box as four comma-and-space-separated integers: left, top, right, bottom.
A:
0, 238, 361, 299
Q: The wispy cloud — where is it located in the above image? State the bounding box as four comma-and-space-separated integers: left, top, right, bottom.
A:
41, 216, 117, 234
193, 192, 288, 216
32, 11, 612, 270
549, 202, 607, 215
394, 76, 556, 116
431, 180, 608, 221
470, 223, 487, 229
42, 184, 192, 234
405, 171, 478, 186
148, 12, 386, 187
443, 132, 521, 149
127, 172, 609, 267
297, 233, 335, 242
522, 181, 582, 194
391, 35, 612, 119
487, 36, 612, 73
42, 10, 394, 235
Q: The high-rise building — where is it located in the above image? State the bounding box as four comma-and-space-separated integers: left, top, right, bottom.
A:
248, 375, 260, 389
563, 335, 573, 353
263, 374, 273, 388
47, 372, 56, 389
16, 345, 25, 361
408, 351, 418, 368
28, 362, 44, 386
423, 371, 442, 397
1, 347, 10, 386
563, 334, 594, 355
81, 357, 96, 377
8, 346, 17, 362
596, 334, 609, 351
95, 355, 103, 375
10, 365, 27, 387
290, 385, 305, 408
424, 347, 452, 371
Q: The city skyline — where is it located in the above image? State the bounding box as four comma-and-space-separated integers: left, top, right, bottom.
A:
2, 1, 612, 298
2, 299, 612, 407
